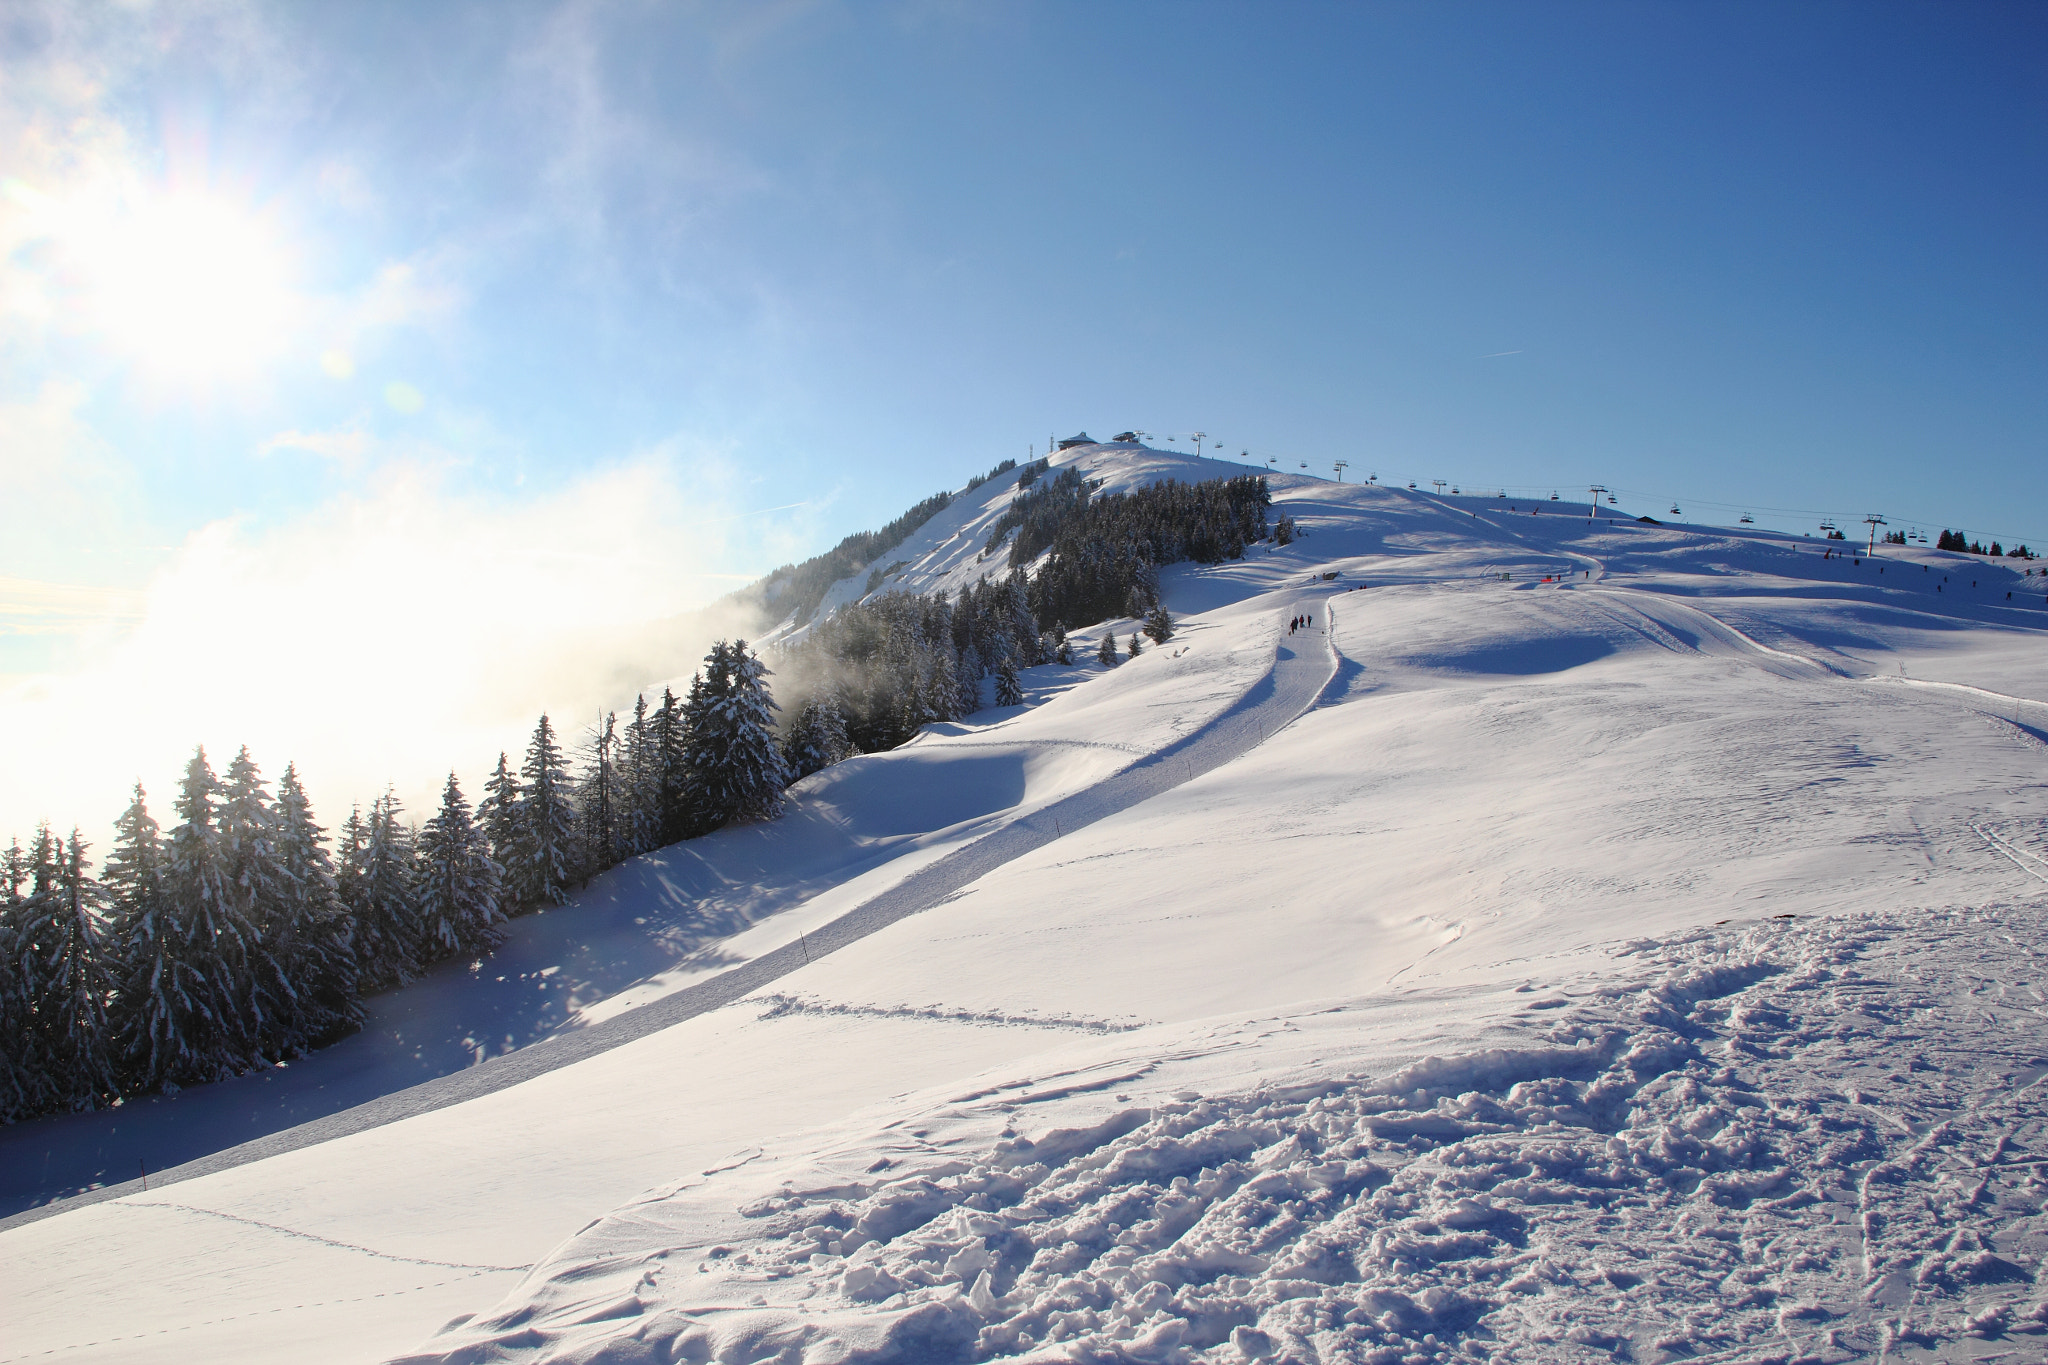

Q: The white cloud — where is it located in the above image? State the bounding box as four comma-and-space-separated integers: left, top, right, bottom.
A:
260, 423, 373, 465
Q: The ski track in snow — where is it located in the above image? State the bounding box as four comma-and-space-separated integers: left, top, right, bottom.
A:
407, 906, 2048, 1365
126, 1203, 532, 1273
0, 1271, 511, 1365
754, 994, 1153, 1036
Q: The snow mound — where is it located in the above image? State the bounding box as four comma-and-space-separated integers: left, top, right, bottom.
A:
401, 902, 2048, 1364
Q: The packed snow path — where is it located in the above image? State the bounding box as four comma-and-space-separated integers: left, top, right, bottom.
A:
0, 598, 1342, 1233
403, 900, 2048, 1365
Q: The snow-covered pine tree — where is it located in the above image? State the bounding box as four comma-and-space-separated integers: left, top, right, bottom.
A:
954, 645, 984, 716
1004, 569, 1043, 664
782, 695, 852, 781
151, 749, 261, 1084
1052, 625, 1075, 666
414, 772, 506, 966
478, 753, 521, 876
1128, 632, 1144, 657
578, 712, 620, 875
352, 792, 422, 991
679, 647, 734, 836
513, 714, 580, 906
620, 695, 663, 857
994, 655, 1025, 707
1143, 604, 1175, 644
925, 637, 962, 724
334, 804, 368, 926
269, 763, 359, 1048
0, 833, 54, 1119
2, 837, 25, 902
24, 832, 117, 1110
652, 686, 689, 844
103, 786, 188, 1094
696, 640, 792, 826
1274, 513, 1297, 546
217, 747, 291, 1059
1098, 632, 1120, 667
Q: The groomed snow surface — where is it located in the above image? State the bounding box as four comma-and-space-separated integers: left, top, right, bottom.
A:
7, 446, 2048, 1365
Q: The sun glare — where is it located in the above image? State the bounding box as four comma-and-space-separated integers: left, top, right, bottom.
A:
66, 192, 298, 386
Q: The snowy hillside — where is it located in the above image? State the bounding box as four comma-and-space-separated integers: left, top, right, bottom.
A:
7, 444, 2048, 1365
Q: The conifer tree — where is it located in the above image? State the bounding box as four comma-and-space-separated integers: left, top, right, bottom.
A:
679, 646, 733, 835
1097, 632, 1120, 667
686, 641, 791, 827
104, 786, 179, 1092
351, 792, 422, 990
165, 748, 264, 1073
1128, 632, 1144, 657
1052, 626, 1075, 666
218, 747, 289, 1056
512, 714, 580, 906
1142, 604, 1175, 644
651, 686, 689, 844
782, 695, 852, 781
25, 832, 116, 1110
268, 763, 358, 1048
0, 919, 35, 1121
414, 773, 506, 965
994, 655, 1025, 707
620, 695, 663, 857
954, 646, 984, 716
578, 712, 620, 875
125, 750, 257, 1087
2, 837, 25, 903
478, 753, 522, 875
0, 834, 53, 1119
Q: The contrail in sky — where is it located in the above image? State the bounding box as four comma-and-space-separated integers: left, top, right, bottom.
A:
1480, 350, 1525, 358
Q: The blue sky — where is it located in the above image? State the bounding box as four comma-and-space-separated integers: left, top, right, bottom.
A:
1, 0, 2043, 833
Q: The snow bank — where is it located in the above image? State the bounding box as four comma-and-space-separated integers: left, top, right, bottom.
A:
401, 905, 2048, 1365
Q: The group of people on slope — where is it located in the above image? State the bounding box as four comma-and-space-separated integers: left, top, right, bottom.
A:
1289, 612, 1314, 634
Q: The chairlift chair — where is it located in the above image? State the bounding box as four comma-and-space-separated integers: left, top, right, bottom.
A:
1670, 503, 1682, 516
1740, 515, 1754, 524
1607, 495, 1617, 505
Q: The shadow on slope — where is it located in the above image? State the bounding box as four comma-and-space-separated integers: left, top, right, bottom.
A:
0, 718, 1095, 1219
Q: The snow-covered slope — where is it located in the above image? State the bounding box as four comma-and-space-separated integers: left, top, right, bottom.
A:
7, 449, 2048, 1365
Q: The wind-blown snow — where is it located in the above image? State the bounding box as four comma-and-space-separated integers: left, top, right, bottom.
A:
5, 447, 2048, 1364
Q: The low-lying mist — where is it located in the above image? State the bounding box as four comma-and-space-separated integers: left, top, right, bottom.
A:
0, 455, 794, 853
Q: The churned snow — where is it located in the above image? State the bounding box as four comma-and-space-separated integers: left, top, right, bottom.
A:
5, 446, 2048, 1365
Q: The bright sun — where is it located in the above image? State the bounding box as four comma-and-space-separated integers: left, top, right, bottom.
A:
65, 192, 298, 386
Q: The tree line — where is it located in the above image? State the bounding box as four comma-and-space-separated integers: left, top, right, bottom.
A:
1935, 529, 2034, 558
0, 639, 790, 1121
1, 462, 1261, 1120
749, 457, 1024, 631
775, 469, 1258, 763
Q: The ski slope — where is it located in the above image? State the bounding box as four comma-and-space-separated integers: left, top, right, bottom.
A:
6, 445, 2048, 1365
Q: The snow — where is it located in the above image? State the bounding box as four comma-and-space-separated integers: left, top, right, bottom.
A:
6, 450, 2048, 1364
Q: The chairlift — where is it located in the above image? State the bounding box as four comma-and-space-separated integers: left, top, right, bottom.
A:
1407, 481, 1417, 489
1739, 515, 1754, 524
1670, 503, 1682, 516
1452, 485, 1461, 494
1607, 495, 1617, 505
1550, 492, 1559, 500
1819, 519, 1837, 532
